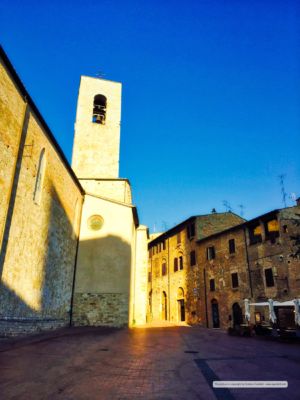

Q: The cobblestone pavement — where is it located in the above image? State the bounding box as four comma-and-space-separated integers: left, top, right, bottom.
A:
0, 326, 300, 399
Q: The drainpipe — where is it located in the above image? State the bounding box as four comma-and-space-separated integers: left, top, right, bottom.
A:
203, 268, 209, 328
243, 227, 253, 298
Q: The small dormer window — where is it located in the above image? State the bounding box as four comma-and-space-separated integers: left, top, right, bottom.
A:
92, 94, 107, 124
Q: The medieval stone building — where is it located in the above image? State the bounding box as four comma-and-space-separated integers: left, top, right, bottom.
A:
147, 212, 245, 325
148, 204, 300, 330
0, 46, 148, 336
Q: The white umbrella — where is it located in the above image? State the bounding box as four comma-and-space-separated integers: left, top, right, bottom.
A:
268, 299, 277, 324
244, 299, 251, 323
293, 299, 300, 326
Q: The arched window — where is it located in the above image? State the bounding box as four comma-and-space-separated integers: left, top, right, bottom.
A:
33, 148, 46, 205
92, 94, 107, 124
161, 258, 167, 276
174, 257, 178, 272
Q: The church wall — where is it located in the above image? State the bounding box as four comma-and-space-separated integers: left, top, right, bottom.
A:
72, 194, 136, 327
0, 53, 83, 336
0, 57, 26, 248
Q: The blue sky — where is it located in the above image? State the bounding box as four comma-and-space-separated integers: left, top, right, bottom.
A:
1, 0, 299, 232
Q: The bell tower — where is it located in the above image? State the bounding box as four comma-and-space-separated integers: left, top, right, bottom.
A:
72, 76, 121, 179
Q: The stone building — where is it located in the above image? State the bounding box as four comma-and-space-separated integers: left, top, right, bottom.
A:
147, 212, 245, 325
196, 204, 300, 330
0, 46, 148, 336
148, 205, 300, 330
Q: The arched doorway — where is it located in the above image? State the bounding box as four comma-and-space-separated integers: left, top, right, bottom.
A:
232, 302, 243, 327
177, 287, 185, 322
211, 299, 220, 328
148, 290, 152, 314
162, 291, 167, 320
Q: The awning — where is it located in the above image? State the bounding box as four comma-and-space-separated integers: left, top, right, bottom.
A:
244, 298, 300, 326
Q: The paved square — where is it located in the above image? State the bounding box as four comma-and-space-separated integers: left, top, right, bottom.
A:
0, 326, 299, 399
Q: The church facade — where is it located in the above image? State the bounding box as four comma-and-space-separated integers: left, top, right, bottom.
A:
0, 46, 148, 336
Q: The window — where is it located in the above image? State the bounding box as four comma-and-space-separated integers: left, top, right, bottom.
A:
264, 219, 279, 243
174, 257, 178, 272
177, 232, 181, 244
154, 259, 159, 278
265, 268, 275, 287
229, 239, 235, 254
207, 246, 215, 260
190, 251, 196, 266
249, 223, 262, 245
187, 223, 196, 239
162, 240, 166, 250
231, 273, 239, 288
33, 148, 46, 205
210, 279, 215, 291
162, 262, 167, 276
92, 94, 107, 124
179, 255, 183, 270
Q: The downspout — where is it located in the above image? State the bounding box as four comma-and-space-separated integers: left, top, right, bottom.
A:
69, 195, 84, 326
243, 227, 253, 298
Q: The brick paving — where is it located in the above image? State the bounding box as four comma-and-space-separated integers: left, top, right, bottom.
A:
0, 326, 300, 399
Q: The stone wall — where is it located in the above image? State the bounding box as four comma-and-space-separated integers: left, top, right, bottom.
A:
72, 293, 128, 327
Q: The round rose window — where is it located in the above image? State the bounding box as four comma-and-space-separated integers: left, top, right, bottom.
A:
88, 215, 104, 231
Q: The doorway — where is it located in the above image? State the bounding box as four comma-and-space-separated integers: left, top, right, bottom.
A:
232, 302, 243, 327
178, 299, 185, 322
211, 299, 220, 328
162, 291, 167, 320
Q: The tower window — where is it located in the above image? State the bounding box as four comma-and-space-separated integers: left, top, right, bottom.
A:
92, 94, 107, 124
